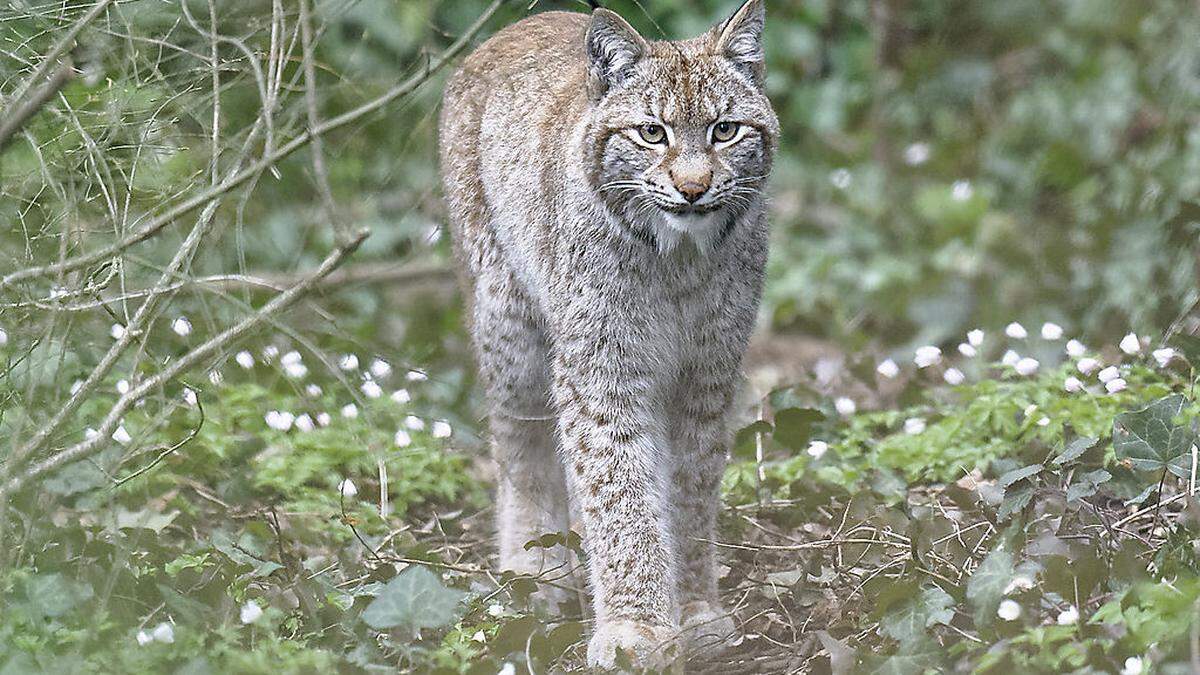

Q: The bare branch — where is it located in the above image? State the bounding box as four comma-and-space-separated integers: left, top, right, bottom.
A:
0, 58, 74, 152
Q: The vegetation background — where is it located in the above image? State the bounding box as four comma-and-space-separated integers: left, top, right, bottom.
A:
2, 0, 1199, 672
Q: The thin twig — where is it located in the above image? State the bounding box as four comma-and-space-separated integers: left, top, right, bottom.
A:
0, 58, 74, 152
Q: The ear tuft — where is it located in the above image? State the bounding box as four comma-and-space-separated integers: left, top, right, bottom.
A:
586, 9, 648, 100
713, 0, 766, 84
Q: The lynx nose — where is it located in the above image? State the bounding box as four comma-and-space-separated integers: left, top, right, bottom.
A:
671, 169, 712, 203
676, 181, 709, 203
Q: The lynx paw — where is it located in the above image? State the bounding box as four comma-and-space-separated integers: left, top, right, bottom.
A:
586, 620, 679, 671
680, 601, 738, 656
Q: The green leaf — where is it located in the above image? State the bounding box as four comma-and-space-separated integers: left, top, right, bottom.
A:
869, 637, 942, 675
1170, 334, 1200, 367
1053, 436, 1100, 466
967, 549, 1014, 626
1113, 395, 1196, 479
1065, 469, 1111, 502
881, 585, 955, 644
23, 573, 94, 619
773, 407, 826, 450
360, 565, 466, 630
997, 463, 1043, 489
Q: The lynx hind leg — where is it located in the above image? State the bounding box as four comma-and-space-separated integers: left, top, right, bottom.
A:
472, 264, 575, 603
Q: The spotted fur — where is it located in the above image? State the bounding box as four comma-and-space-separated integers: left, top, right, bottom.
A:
438, 1, 777, 668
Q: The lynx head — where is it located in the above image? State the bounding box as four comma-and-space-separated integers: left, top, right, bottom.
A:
585, 0, 778, 251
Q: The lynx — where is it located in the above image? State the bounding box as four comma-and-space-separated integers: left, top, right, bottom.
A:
438, 0, 777, 668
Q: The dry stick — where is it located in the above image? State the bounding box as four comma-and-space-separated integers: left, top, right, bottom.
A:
3, 230, 367, 494
0, 0, 511, 290
0, 58, 75, 152
298, 0, 350, 247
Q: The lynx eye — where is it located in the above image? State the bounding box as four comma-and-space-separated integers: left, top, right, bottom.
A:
711, 121, 740, 143
636, 124, 667, 145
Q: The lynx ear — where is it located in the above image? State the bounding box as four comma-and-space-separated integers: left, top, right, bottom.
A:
586, 9, 649, 100
713, 0, 766, 85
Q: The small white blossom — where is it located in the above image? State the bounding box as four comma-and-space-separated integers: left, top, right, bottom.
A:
369, 358, 392, 378
943, 368, 965, 385
1002, 350, 1021, 367
316, 412, 332, 427
1106, 378, 1127, 394
406, 370, 428, 382
1077, 357, 1100, 375
1066, 339, 1087, 358
240, 600, 264, 624
85, 427, 99, 440
487, 603, 505, 617
806, 441, 828, 459
339, 354, 359, 371
171, 317, 192, 337
338, 479, 357, 498
394, 429, 412, 447
361, 380, 383, 399
1004, 575, 1035, 593
235, 351, 255, 369
390, 388, 412, 404
305, 384, 323, 398
904, 417, 926, 435
498, 664, 516, 675
1015, 357, 1040, 376
0, 328, 7, 347
876, 359, 900, 379
136, 630, 153, 646
830, 168, 852, 189
958, 343, 977, 358
283, 362, 307, 379
281, 350, 303, 366
472, 630, 486, 643
265, 410, 294, 431
113, 425, 133, 445
997, 599, 1021, 621
903, 142, 930, 166
116, 379, 130, 395
208, 370, 223, 386
110, 323, 127, 340
1119, 333, 1141, 355
294, 414, 314, 432
404, 415, 425, 431
151, 622, 174, 644
340, 403, 358, 419
261, 345, 279, 362
951, 179, 973, 201
1098, 366, 1120, 383
1023, 404, 1039, 417
1037, 416, 1050, 427
1152, 347, 1176, 368
1056, 605, 1079, 626
1064, 377, 1084, 393
70, 379, 83, 395
182, 388, 197, 406
834, 397, 857, 416
1121, 656, 1144, 675
431, 420, 453, 438
914, 345, 942, 368
1005, 322, 1028, 339
1040, 322, 1063, 340
967, 329, 985, 347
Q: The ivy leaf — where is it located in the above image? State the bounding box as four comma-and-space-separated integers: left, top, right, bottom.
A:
997, 487, 1033, 520
1053, 436, 1100, 466
967, 549, 1014, 626
1113, 395, 1196, 479
869, 637, 942, 675
773, 407, 826, 450
997, 464, 1043, 489
1065, 469, 1111, 502
881, 585, 955, 644
361, 565, 466, 630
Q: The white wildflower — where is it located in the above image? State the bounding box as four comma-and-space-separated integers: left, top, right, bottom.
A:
1106, 378, 1127, 394
1037, 416, 1050, 427
404, 415, 425, 431
340, 403, 358, 419
171, 317, 192, 337
338, 479, 357, 498
1004, 575, 1035, 593
110, 323, 127, 340
997, 599, 1021, 621
876, 359, 900, 379
487, 603, 505, 617
958, 343, 977, 358
113, 425, 132, 445
305, 384, 323, 398
182, 388, 197, 406
294, 414, 314, 433
1077, 357, 1100, 375
240, 600, 264, 624
1121, 656, 1144, 675
1064, 377, 1084, 393
116, 379, 130, 395
339, 354, 359, 371
265, 410, 294, 431
261, 345, 279, 362
967, 329, 984, 347
208, 370, 223, 386
1040, 322, 1063, 340
903, 417, 926, 435
85, 428, 99, 440
1119, 333, 1141, 355
1015, 357, 1040, 376
914, 345, 942, 368
903, 142, 930, 166
316, 412, 332, 427
432, 420, 453, 438
1098, 366, 1120, 383
1152, 347, 1175, 368
1056, 605, 1079, 626
943, 368, 965, 385
235, 351, 255, 369
390, 388, 412, 404
1023, 404, 1039, 417
361, 380, 383, 399
394, 429, 412, 447
806, 441, 828, 459
406, 370, 428, 382
1066, 339, 1087, 358
951, 179, 973, 201
283, 362, 307, 380
1005, 322, 1028, 339
136, 630, 152, 646
1002, 350, 1021, 367
369, 358, 392, 378
0, 328, 7, 347
498, 664, 516, 675
151, 622, 174, 644
472, 630, 486, 643
281, 350, 303, 366
834, 397, 857, 416
830, 168, 852, 189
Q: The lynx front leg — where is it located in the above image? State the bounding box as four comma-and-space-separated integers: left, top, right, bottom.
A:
552, 323, 681, 670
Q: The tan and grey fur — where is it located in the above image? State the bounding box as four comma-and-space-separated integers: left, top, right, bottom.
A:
439, 0, 777, 668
